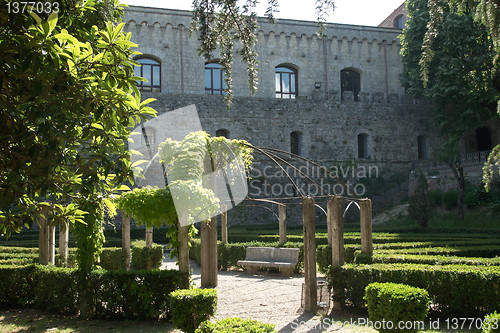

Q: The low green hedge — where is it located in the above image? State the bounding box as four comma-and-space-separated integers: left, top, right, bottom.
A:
196, 317, 276, 333
364, 282, 430, 333
328, 263, 500, 317
371, 253, 500, 266
131, 240, 163, 270
0, 264, 186, 319
170, 288, 217, 333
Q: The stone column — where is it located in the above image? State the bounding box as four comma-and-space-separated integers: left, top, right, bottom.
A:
122, 214, 131, 271
279, 205, 287, 245
59, 222, 69, 267
178, 215, 190, 289
48, 224, 55, 265
330, 197, 344, 267
302, 197, 317, 313
360, 199, 373, 256
38, 218, 49, 265
201, 216, 218, 287
221, 206, 228, 244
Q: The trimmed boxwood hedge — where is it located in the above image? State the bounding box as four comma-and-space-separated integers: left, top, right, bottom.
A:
328, 263, 500, 317
364, 282, 430, 333
0, 264, 186, 319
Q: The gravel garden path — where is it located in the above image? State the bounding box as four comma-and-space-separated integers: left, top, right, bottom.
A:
161, 255, 375, 333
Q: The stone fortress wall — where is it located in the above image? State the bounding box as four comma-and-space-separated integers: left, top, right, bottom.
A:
122, 6, 439, 217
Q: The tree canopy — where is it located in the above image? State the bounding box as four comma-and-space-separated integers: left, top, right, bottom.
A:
0, 0, 155, 270
413, 0, 500, 188
401, 0, 498, 138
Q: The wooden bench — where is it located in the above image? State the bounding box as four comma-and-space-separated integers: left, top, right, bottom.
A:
237, 247, 299, 276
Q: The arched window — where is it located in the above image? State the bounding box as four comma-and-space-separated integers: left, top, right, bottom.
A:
205, 63, 226, 95
358, 133, 368, 159
141, 127, 156, 147
393, 15, 404, 29
276, 65, 297, 99
290, 131, 302, 155
134, 57, 161, 92
216, 129, 229, 138
417, 135, 429, 159
341, 68, 361, 101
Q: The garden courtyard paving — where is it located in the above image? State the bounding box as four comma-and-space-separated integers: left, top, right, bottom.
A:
162, 255, 376, 333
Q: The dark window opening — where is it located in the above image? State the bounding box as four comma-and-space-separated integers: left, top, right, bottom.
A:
358, 133, 368, 159
417, 135, 429, 159
476, 127, 492, 151
341, 69, 360, 101
216, 129, 229, 138
290, 131, 302, 155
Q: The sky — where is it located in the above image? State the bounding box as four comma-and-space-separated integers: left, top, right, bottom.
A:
122, 0, 405, 27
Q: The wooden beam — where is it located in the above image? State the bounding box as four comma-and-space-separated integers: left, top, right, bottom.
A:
302, 197, 317, 313
329, 197, 344, 267
360, 199, 373, 256
279, 205, 287, 245
201, 216, 218, 287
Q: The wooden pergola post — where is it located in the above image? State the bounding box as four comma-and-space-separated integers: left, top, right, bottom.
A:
122, 214, 131, 271
302, 197, 317, 313
279, 205, 287, 245
221, 206, 228, 244
59, 221, 69, 267
178, 214, 190, 289
360, 199, 373, 256
329, 197, 344, 267
201, 216, 218, 287
329, 196, 344, 310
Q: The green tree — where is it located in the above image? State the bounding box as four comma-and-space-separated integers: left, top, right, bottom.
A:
409, 173, 434, 227
417, 0, 500, 189
401, 0, 499, 219
0, 0, 155, 277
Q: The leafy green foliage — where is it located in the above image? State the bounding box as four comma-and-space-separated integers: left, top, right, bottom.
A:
364, 282, 430, 333
0, 264, 186, 319
408, 173, 433, 227
130, 240, 163, 270
0, 0, 157, 276
442, 190, 459, 210
196, 317, 276, 333
483, 311, 500, 333
169, 288, 218, 333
